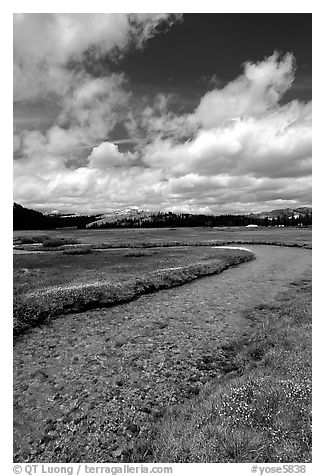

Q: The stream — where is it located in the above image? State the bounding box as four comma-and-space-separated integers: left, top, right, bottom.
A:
13, 245, 312, 462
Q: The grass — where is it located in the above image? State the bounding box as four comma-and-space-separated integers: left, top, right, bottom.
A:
42, 237, 79, 248
150, 377, 311, 463
13, 229, 311, 463
13, 246, 249, 296
13, 227, 312, 250
144, 274, 312, 463
13, 249, 254, 336
13, 275, 312, 463
63, 246, 93, 255
123, 250, 157, 257
14, 235, 80, 249
92, 239, 311, 250
14, 235, 50, 245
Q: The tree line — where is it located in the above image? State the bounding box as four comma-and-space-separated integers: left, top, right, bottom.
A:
88, 211, 312, 229
14, 203, 312, 230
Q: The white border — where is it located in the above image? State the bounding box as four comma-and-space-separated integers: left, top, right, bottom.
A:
2, 4, 322, 475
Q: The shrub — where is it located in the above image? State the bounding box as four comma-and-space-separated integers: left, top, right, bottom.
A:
63, 246, 93, 255
15, 235, 50, 245
41, 237, 79, 248
124, 250, 156, 258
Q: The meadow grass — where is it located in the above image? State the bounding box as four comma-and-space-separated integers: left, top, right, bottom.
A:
63, 246, 93, 255
14, 238, 311, 252
13, 227, 312, 251
144, 275, 312, 463
42, 237, 79, 248
13, 229, 311, 463
13, 246, 248, 295
13, 249, 254, 336
123, 250, 157, 257
13, 226, 312, 247
14, 235, 79, 248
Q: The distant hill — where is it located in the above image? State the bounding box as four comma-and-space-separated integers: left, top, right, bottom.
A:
13, 203, 97, 230
13, 203, 51, 230
86, 207, 312, 229
249, 207, 312, 226
86, 209, 235, 228
13, 203, 312, 230
86, 208, 163, 228
249, 207, 312, 220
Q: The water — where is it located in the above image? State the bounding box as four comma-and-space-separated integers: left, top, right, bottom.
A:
13, 245, 311, 462
14, 245, 312, 362
103, 244, 311, 335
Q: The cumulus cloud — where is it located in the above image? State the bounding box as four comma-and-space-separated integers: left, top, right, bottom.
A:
14, 13, 181, 64
13, 12, 180, 210
141, 106, 311, 181
193, 52, 295, 128
88, 142, 134, 169
14, 13, 130, 66
57, 73, 131, 142
13, 13, 181, 100
13, 32, 312, 214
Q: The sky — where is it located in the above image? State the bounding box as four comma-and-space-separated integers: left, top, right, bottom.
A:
13, 13, 312, 215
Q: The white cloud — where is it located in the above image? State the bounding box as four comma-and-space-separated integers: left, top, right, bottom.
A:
13, 13, 181, 101
13, 14, 129, 65
13, 44, 312, 214
141, 107, 311, 181
13, 13, 173, 69
140, 53, 311, 188
88, 142, 133, 169
57, 73, 131, 141
14, 13, 177, 190
193, 52, 295, 128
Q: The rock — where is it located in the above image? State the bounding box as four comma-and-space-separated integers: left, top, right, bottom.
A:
111, 448, 123, 458
127, 422, 139, 434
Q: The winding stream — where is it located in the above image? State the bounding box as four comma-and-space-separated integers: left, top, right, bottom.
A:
13, 245, 312, 462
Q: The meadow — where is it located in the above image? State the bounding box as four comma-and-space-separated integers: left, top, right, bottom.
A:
14, 247, 254, 336
13, 227, 310, 336
14, 225, 312, 248
13, 227, 312, 463
149, 272, 312, 463
14, 245, 251, 296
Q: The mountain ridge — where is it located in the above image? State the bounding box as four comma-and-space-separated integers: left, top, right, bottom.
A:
13, 203, 312, 230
